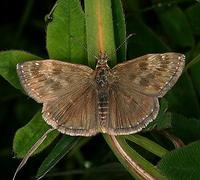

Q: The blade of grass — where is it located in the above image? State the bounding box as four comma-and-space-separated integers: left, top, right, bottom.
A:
124, 134, 169, 158
111, 0, 126, 62
36, 136, 81, 179
85, 0, 116, 68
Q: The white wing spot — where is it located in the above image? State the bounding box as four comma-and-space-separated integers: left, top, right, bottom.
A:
161, 55, 165, 59
100, 116, 107, 119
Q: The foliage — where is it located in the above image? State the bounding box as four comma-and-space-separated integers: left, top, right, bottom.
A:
0, 0, 200, 179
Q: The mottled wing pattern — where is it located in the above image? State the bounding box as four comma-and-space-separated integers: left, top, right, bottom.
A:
17, 53, 185, 136
106, 53, 185, 134
107, 84, 159, 135
17, 60, 99, 136
17, 60, 93, 102
111, 53, 185, 97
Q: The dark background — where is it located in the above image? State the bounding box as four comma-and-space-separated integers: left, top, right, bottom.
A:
1, 0, 200, 180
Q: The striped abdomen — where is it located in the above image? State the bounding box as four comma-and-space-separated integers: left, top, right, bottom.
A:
95, 64, 110, 131
98, 92, 109, 130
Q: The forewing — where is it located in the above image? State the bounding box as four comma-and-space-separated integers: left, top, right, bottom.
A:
111, 53, 185, 97
17, 60, 93, 102
107, 84, 159, 135
42, 85, 99, 136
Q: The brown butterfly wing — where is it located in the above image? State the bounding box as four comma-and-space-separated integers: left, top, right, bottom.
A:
17, 60, 93, 102
111, 53, 185, 97
107, 84, 159, 135
17, 60, 99, 136
42, 84, 99, 136
106, 53, 184, 134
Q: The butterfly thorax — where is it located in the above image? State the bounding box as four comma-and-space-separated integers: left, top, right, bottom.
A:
95, 53, 110, 131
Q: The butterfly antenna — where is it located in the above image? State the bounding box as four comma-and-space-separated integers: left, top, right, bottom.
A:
115, 33, 136, 53
12, 128, 55, 180
70, 34, 135, 62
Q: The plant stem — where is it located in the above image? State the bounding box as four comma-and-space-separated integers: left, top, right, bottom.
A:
104, 135, 166, 179
125, 134, 169, 158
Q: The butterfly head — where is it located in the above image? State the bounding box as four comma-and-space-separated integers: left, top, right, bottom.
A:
96, 52, 109, 69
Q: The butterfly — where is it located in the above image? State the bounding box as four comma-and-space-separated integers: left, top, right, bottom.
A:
17, 52, 185, 136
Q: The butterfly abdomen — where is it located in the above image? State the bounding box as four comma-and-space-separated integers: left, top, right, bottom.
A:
95, 61, 111, 132
98, 92, 109, 130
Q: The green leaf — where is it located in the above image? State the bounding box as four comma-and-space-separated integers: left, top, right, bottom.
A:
155, 99, 172, 130
46, 0, 87, 63
13, 111, 59, 158
126, 16, 170, 58
155, 4, 194, 47
125, 134, 169, 158
189, 54, 200, 96
171, 113, 200, 143
85, 0, 117, 68
186, 3, 200, 35
187, 42, 200, 61
158, 141, 200, 179
36, 136, 81, 179
0, 50, 41, 89
111, 0, 126, 62
166, 73, 200, 118
145, 99, 171, 131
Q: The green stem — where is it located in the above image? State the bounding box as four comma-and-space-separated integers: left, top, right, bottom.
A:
104, 135, 166, 180
124, 134, 169, 158
184, 54, 200, 72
